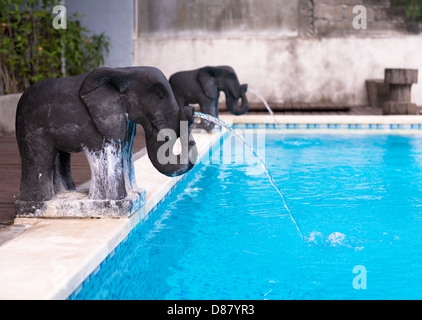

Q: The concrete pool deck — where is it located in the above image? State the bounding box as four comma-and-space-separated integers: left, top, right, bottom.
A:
2, 113, 422, 300
0, 120, 227, 300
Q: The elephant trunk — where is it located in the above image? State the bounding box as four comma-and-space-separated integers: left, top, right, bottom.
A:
145, 107, 198, 177
226, 84, 249, 116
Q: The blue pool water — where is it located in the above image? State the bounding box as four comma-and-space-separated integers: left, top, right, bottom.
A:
72, 132, 422, 300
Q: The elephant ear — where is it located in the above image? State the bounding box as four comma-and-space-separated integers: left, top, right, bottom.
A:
197, 67, 220, 100
220, 66, 239, 98
80, 68, 130, 142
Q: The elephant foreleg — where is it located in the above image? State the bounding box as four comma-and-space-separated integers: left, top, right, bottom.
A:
123, 122, 137, 191
84, 143, 128, 201
195, 100, 220, 132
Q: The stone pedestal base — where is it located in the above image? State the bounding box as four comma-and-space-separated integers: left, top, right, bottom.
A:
383, 69, 418, 115
383, 102, 417, 115
15, 188, 146, 218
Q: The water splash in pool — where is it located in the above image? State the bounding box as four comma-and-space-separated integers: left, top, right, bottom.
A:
327, 231, 346, 246
194, 112, 304, 239
305, 231, 363, 250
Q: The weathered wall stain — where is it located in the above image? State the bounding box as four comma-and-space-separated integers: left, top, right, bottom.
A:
134, 0, 422, 106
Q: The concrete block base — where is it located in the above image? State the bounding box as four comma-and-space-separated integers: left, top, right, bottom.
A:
383, 102, 417, 115
15, 188, 146, 218
366, 79, 389, 108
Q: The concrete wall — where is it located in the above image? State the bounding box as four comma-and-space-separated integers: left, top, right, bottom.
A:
134, 36, 422, 106
139, 0, 300, 38
0, 94, 21, 136
67, 0, 133, 68
313, 0, 409, 37
134, 0, 422, 106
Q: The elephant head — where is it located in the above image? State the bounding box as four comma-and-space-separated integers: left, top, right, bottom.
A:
79, 67, 198, 177
197, 66, 249, 115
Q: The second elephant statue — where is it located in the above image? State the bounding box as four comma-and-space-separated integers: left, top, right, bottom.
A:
169, 66, 249, 132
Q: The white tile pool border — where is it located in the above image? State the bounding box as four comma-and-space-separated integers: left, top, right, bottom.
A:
1, 114, 422, 300
234, 114, 422, 125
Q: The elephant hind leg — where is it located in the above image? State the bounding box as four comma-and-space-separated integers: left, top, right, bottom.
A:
53, 151, 76, 193
18, 144, 57, 202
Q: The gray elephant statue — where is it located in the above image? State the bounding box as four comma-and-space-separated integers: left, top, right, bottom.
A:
169, 66, 248, 132
15, 66, 198, 206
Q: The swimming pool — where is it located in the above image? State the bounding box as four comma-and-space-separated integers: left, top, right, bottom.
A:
70, 130, 422, 300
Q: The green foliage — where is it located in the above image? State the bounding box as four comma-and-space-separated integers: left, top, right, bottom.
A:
392, 0, 422, 22
0, 0, 110, 94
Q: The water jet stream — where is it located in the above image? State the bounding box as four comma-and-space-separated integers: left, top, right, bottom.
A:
247, 87, 274, 116
247, 88, 284, 141
194, 112, 304, 239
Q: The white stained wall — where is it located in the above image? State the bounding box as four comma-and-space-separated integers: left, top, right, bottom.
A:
133, 0, 422, 107
133, 35, 422, 107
